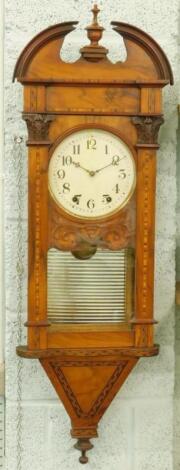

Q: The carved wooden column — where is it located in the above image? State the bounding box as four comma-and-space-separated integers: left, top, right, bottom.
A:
132, 116, 164, 347
23, 113, 54, 350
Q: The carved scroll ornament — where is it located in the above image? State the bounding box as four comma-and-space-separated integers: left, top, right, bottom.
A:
49, 206, 134, 251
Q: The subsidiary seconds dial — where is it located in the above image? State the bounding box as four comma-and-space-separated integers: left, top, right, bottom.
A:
48, 128, 136, 219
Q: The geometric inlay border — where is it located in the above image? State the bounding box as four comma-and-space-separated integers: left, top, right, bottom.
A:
50, 360, 127, 418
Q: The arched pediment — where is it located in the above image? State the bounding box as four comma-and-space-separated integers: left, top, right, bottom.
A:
111, 22, 173, 84
13, 20, 173, 85
13, 22, 78, 81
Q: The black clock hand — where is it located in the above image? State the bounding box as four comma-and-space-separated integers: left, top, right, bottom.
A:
95, 156, 125, 174
72, 155, 125, 176
95, 162, 113, 173
72, 160, 96, 176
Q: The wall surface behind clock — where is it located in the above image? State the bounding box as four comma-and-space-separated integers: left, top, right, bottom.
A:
4, 0, 179, 469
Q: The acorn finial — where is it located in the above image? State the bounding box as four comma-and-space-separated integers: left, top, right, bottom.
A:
80, 4, 108, 62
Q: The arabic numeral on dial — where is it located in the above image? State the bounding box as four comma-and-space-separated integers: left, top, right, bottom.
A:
72, 194, 82, 205
73, 144, 80, 155
102, 194, 112, 204
57, 169, 65, 179
105, 144, 108, 154
87, 138, 96, 150
61, 155, 72, 166
119, 169, 126, 179
112, 155, 120, 166
87, 199, 95, 209
113, 183, 120, 194
63, 182, 70, 193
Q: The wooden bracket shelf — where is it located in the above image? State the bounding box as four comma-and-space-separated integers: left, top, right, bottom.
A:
16, 345, 159, 359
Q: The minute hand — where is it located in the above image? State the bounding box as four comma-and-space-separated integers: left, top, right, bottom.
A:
95, 156, 124, 174
95, 162, 113, 174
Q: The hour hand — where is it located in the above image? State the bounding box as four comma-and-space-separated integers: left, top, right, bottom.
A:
72, 161, 95, 176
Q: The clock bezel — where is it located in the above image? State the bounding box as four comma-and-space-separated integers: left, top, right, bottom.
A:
48, 123, 137, 224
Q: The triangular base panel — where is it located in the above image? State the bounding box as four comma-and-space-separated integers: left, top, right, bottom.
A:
40, 356, 138, 425
60, 364, 117, 414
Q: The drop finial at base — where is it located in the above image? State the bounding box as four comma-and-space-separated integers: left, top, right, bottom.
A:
74, 438, 94, 464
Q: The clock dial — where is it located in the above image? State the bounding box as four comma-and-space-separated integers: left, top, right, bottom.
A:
48, 128, 136, 219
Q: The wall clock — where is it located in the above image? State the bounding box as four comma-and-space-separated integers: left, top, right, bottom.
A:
13, 4, 173, 464
48, 127, 136, 219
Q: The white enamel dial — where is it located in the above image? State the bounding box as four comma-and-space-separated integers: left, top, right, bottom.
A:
48, 128, 136, 219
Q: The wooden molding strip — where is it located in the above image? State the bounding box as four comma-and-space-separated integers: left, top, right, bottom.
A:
18, 78, 170, 87
16, 344, 159, 359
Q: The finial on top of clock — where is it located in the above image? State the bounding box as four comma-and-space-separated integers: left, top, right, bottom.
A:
91, 3, 100, 24
80, 3, 108, 62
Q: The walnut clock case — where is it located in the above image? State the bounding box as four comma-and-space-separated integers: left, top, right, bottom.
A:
13, 4, 173, 465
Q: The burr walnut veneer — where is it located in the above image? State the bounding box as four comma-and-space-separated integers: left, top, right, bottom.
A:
13, 4, 173, 464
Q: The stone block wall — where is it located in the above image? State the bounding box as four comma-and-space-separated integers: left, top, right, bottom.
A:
176, 115, 180, 281
4, 1, 179, 469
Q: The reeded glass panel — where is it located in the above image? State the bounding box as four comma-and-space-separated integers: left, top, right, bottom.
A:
47, 248, 134, 324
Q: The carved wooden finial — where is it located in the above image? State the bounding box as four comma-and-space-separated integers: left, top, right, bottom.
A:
91, 3, 100, 24
80, 4, 108, 62
74, 438, 93, 464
